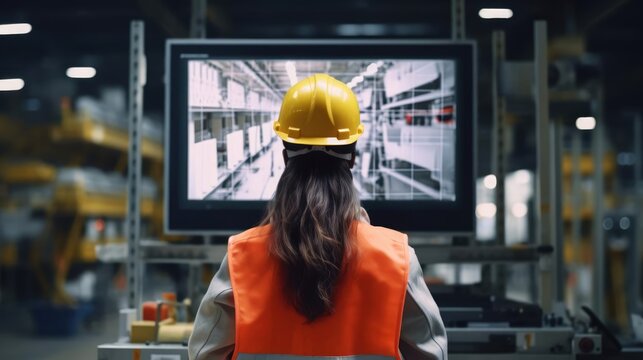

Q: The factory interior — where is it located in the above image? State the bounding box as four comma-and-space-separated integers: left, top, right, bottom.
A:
1, 0, 643, 359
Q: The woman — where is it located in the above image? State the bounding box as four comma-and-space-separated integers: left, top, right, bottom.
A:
189, 74, 447, 360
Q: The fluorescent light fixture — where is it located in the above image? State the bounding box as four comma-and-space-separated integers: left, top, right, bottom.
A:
478, 8, 513, 19
476, 203, 497, 219
511, 203, 528, 218
483, 174, 497, 190
364, 63, 379, 76
0, 23, 32, 35
285, 61, 298, 86
66, 67, 96, 79
0, 78, 25, 91
575, 116, 596, 130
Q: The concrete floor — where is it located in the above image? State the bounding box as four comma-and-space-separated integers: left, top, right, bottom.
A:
0, 306, 119, 360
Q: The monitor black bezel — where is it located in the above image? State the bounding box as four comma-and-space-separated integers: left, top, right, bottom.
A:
165, 39, 476, 235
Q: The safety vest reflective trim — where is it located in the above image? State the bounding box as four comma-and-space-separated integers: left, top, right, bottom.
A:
236, 355, 394, 360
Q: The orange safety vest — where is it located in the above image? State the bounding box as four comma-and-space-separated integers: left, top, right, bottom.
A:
227, 221, 410, 360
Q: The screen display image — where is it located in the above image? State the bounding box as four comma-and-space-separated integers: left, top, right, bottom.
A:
166, 40, 475, 233
187, 59, 457, 202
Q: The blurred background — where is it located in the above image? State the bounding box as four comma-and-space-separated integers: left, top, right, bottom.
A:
1, 0, 643, 359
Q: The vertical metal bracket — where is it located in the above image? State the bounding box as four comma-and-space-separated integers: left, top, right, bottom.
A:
534, 21, 556, 313
451, 0, 466, 40
126, 21, 146, 314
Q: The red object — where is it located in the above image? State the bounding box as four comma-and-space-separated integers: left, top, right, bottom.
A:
142, 301, 169, 321
95, 218, 105, 232
161, 292, 177, 302
227, 222, 409, 359
405, 113, 413, 125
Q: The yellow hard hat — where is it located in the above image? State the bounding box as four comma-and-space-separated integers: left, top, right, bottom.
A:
274, 73, 363, 146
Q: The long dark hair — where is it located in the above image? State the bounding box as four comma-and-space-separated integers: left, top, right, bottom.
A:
263, 142, 360, 322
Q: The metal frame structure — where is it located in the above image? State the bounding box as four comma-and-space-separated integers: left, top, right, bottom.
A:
634, 115, 642, 315
488, 30, 509, 295
591, 85, 606, 319
451, 0, 465, 40
570, 127, 583, 310
126, 20, 146, 314
491, 30, 506, 250
534, 21, 559, 313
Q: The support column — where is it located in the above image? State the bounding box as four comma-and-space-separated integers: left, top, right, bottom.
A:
451, 0, 466, 40
534, 21, 555, 313
126, 21, 146, 314
591, 87, 605, 319
491, 30, 507, 295
190, 0, 207, 38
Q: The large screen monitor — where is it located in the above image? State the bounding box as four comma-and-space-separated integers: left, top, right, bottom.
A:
166, 39, 476, 234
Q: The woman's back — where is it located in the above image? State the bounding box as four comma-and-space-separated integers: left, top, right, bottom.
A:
227, 221, 409, 358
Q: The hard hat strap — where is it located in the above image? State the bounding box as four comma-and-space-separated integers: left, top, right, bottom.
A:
285, 145, 353, 161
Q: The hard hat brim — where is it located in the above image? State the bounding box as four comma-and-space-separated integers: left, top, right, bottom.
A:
275, 130, 360, 146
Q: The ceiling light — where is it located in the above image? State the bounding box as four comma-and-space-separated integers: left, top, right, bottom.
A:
575, 116, 596, 130
483, 174, 497, 190
66, 67, 96, 79
0, 23, 32, 35
0, 78, 25, 91
478, 8, 513, 19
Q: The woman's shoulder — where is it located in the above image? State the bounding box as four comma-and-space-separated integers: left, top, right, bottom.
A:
356, 220, 408, 245
228, 224, 273, 245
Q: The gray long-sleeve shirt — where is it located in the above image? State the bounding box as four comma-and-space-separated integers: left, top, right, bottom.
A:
188, 247, 447, 360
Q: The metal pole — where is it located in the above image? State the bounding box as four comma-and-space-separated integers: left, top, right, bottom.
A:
491, 31, 506, 247
190, 0, 207, 38
451, 0, 465, 283
552, 120, 565, 303
591, 86, 605, 319
451, 0, 466, 40
491, 30, 507, 295
126, 21, 146, 314
634, 115, 643, 313
571, 129, 582, 313
534, 21, 555, 313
